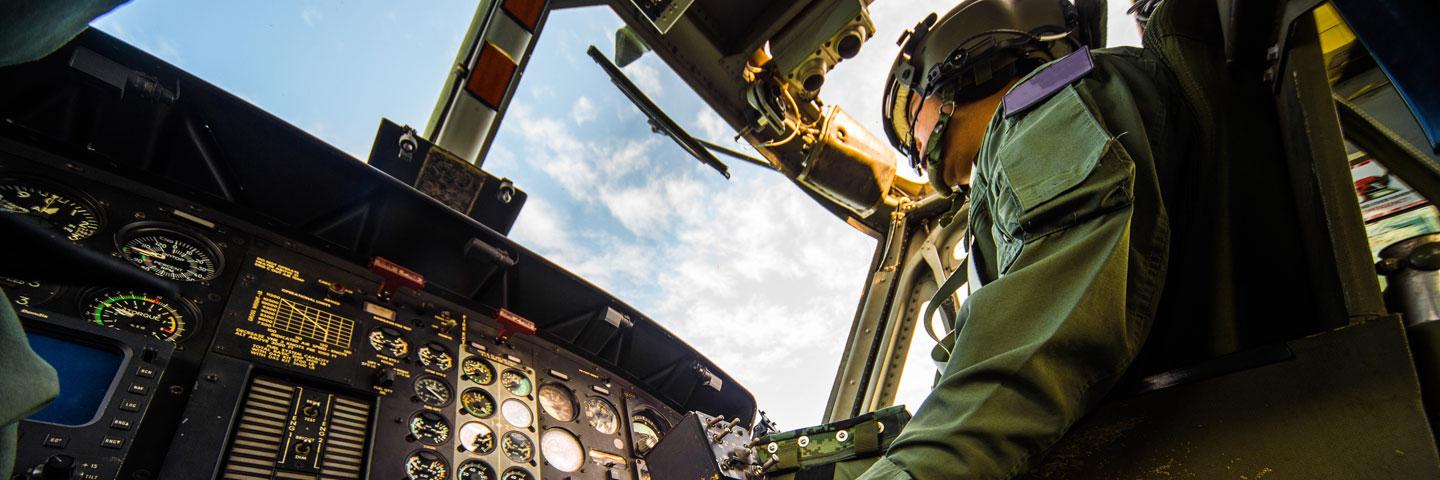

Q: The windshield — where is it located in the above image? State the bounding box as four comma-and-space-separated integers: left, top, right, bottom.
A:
91, 0, 873, 428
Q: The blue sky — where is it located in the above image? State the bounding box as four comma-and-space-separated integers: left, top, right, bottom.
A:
92, 1, 1142, 427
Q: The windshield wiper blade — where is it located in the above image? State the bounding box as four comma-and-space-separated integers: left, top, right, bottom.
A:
586, 45, 730, 179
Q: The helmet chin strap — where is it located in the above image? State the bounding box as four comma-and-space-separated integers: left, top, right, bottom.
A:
924, 101, 957, 197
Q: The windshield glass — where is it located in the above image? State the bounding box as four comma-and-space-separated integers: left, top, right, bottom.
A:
91, 0, 874, 428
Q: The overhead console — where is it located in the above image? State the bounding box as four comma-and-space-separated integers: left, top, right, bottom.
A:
0, 30, 754, 480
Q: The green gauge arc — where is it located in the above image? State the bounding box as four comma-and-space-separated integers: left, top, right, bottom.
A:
83, 290, 198, 343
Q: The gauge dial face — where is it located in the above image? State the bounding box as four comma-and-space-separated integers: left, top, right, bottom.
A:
537, 384, 576, 422
1, 277, 62, 307
85, 290, 193, 342
369, 327, 410, 357
458, 460, 497, 480
418, 343, 454, 371
116, 226, 222, 282
404, 450, 449, 480
541, 429, 585, 472
500, 369, 532, 397
459, 421, 497, 454
583, 397, 619, 435
501, 468, 533, 480
501, 431, 534, 463
409, 411, 451, 445
462, 357, 496, 385
461, 388, 497, 418
0, 180, 103, 241
501, 398, 533, 428
413, 376, 452, 407
631, 412, 668, 455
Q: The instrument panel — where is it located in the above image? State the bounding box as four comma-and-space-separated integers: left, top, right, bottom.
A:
1, 147, 683, 480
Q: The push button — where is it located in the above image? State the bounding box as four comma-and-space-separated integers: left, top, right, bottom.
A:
127, 383, 148, 395
110, 418, 133, 430
42, 434, 68, 448
135, 365, 157, 378
100, 436, 125, 449
119, 399, 143, 412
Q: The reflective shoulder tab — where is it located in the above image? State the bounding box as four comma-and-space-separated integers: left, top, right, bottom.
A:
1002, 46, 1095, 118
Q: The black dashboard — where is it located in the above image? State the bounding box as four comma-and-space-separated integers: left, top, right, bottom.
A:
0, 30, 754, 480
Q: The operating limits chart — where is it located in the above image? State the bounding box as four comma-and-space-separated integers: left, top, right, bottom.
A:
253, 290, 355, 349
234, 288, 357, 371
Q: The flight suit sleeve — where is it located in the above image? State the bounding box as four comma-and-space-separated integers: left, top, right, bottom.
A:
0, 289, 60, 475
860, 85, 1165, 480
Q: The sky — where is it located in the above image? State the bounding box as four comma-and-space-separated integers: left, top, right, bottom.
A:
92, 1, 1142, 429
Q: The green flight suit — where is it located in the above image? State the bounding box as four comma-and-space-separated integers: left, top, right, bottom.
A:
860, 0, 1329, 474
0, 289, 60, 476
861, 45, 1193, 480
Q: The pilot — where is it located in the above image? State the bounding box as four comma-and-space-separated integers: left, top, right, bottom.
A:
861, 0, 1227, 477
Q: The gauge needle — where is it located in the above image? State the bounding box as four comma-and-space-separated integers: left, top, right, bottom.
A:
129, 246, 167, 260
37, 196, 59, 215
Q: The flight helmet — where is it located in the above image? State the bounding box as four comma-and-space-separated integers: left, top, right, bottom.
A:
882, 0, 1101, 186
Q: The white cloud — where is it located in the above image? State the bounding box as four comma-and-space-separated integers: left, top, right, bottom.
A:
622, 61, 663, 97
301, 7, 322, 26
570, 96, 597, 125
694, 108, 731, 141
599, 185, 671, 237
512, 110, 598, 196
509, 197, 575, 253
600, 138, 656, 179
483, 144, 518, 176
530, 85, 556, 100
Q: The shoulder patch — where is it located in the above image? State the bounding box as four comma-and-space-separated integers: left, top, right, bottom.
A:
1002, 46, 1095, 118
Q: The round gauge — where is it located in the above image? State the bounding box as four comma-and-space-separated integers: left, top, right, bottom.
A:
1, 277, 63, 307
500, 369, 532, 397
583, 397, 619, 435
409, 411, 451, 445
84, 290, 195, 342
501, 431, 534, 463
631, 411, 669, 455
462, 357, 496, 385
537, 384, 576, 422
404, 450, 449, 480
458, 460, 497, 480
413, 376, 452, 407
0, 179, 104, 241
418, 343, 454, 371
501, 468, 534, 480
459, 421, 497, 454
115, 223, 222, 282
368, 327, 410, 357
540, 429, 585, 472
461, 388, 497, 418
501, 398, 533, 428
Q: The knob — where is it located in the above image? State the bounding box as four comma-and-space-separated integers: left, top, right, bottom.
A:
373, 368, 397, 388
39, 454, 75, 480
